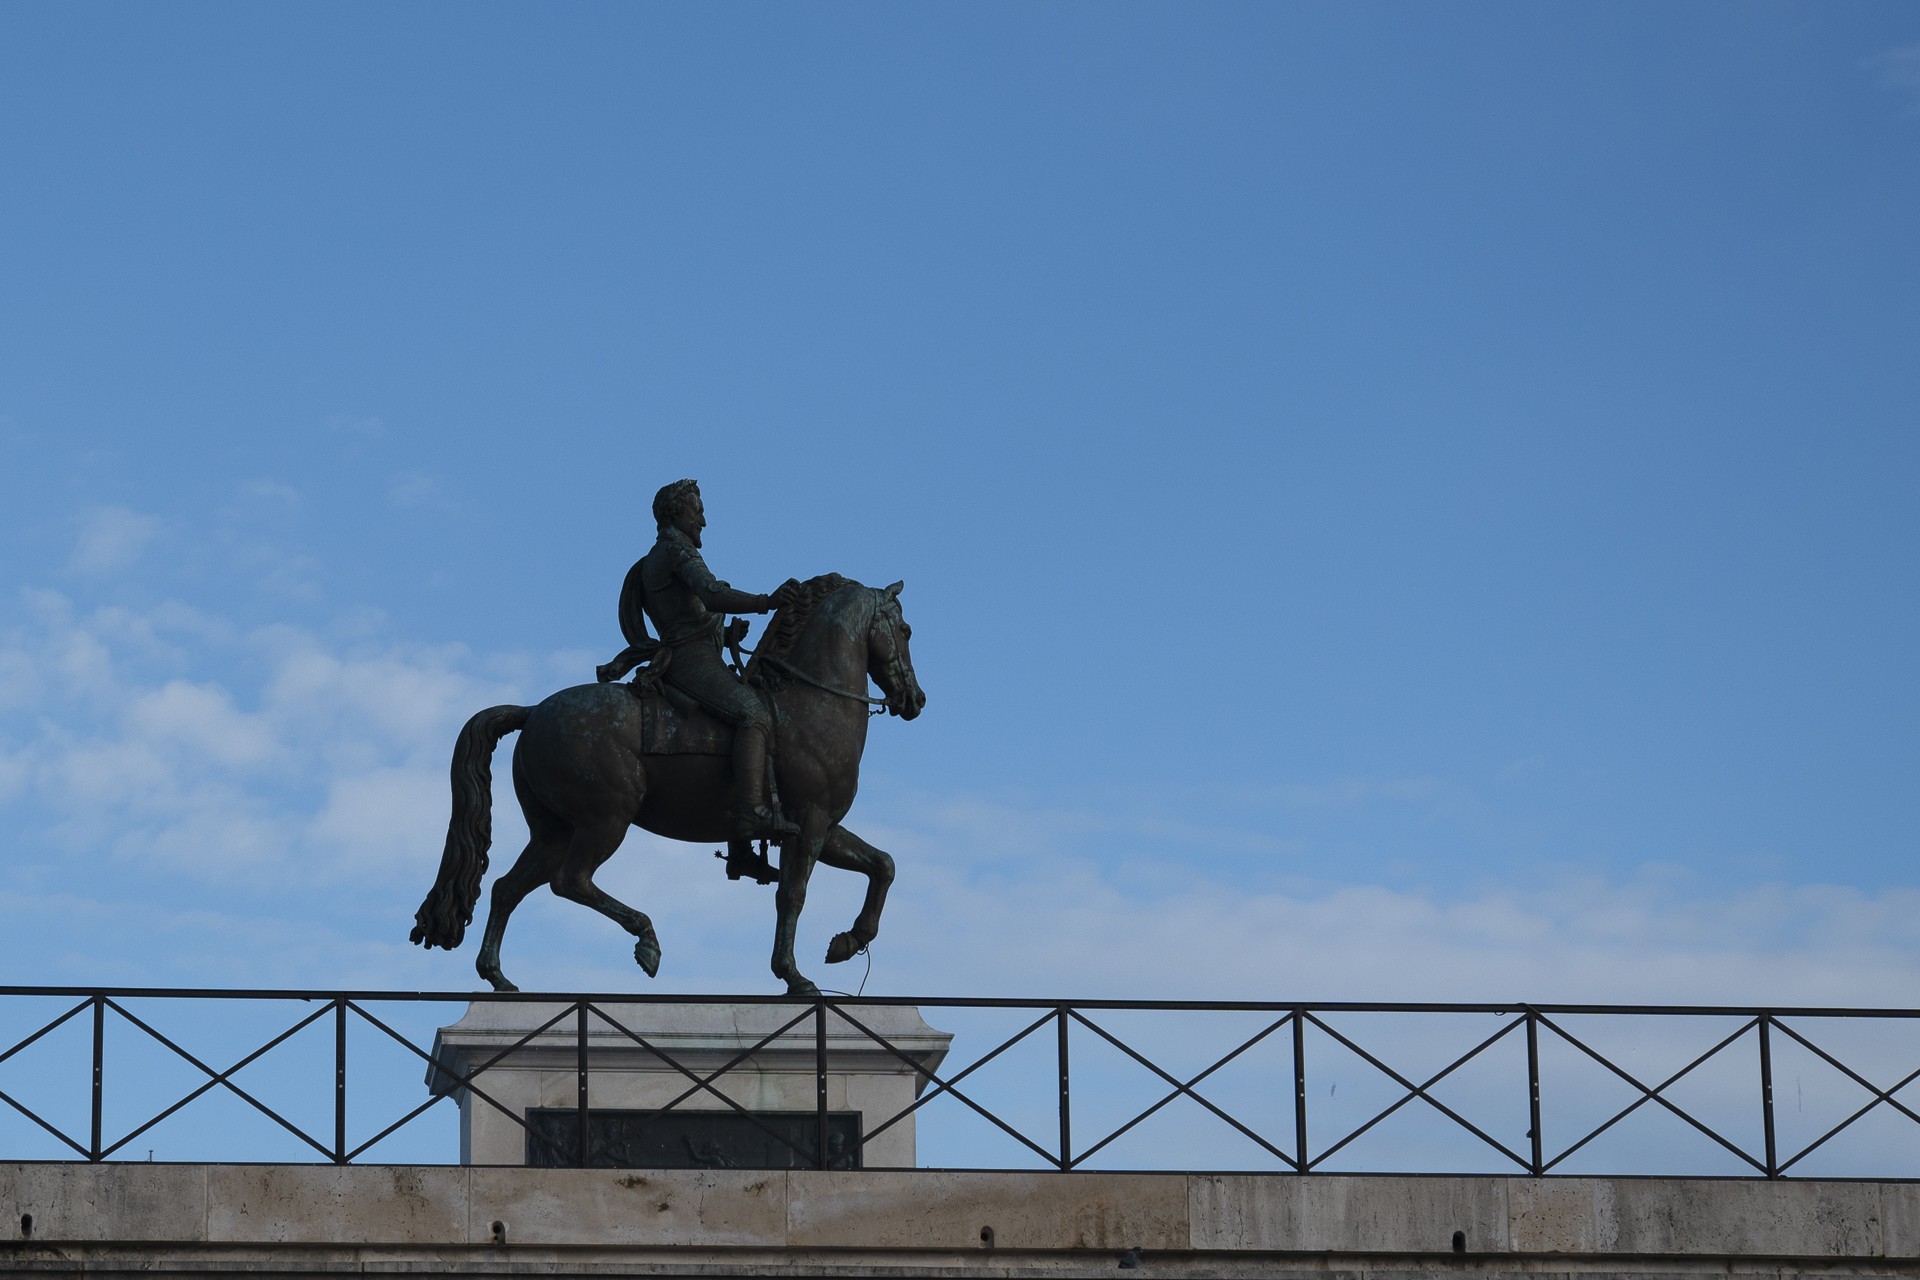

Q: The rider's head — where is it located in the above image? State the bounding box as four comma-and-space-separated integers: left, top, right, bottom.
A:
652, 479, 704, 545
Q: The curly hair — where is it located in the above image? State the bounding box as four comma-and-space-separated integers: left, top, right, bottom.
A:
652, 478, 700, 529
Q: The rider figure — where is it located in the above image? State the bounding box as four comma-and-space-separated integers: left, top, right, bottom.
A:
627, 479, 801, 844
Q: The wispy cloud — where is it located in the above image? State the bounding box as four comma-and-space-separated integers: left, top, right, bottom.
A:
235, 478, 304, 518
743, 785, 1909, 1006
386, 470, 456, 513
864, 859, 1920, 1007
0, 588, 528, 892
458, 786, 1920, 1010
3, 582, 1915, 1017
1261, 775, 1440, 809
67, 505, 162, 575
324, 412, 385, 438
1870, 43, 1920, 116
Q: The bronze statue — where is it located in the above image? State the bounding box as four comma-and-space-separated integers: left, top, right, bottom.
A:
409, 484, 926, 996
600, 479, 800, 845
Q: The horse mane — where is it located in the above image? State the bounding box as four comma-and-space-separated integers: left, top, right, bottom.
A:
746, 573, 855, 680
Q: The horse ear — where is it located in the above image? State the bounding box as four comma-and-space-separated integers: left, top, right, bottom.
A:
885, 580, 904, 597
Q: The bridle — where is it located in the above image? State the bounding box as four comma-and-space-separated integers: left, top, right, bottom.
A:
752, 589, 910, 716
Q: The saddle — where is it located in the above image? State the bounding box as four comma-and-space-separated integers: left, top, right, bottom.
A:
630, 679, 735, 756
620, 666, 788, 884
602, 617, 763, 758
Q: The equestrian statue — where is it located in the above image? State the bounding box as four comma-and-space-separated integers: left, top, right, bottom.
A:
408, 479, 926, 996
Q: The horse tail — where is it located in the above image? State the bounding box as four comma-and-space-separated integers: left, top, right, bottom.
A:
409, 703, 532, 951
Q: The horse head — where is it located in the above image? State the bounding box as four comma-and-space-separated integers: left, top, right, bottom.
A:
869, 580, 925, 720
746, 574, 926, 719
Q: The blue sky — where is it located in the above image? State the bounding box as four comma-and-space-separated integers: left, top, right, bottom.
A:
2, 3, 1918, 1004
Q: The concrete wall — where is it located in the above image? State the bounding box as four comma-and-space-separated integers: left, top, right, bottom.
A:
4, 1163, 1920, 1276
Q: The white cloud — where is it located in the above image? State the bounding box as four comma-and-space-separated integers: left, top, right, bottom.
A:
847, 856, 1920, 1008
1872, 43, 1920, 116
237, 478, 303, 510
229, 478, 307, 538
261, 638, 503, 759
308, 764, 451, 874
0, 647, 38, 710
125, 679, 279, 770
431, 781, 1920, 1013
0, 887, 422, 989
127, 802, 289, 875
229, 542, 323, 600
1259, 776, 1441, 808
67, 505, 162, 575
4, 582, 1916, 1023
0, 589, 525, 888
37, 733, 178, 810
386, 470, 455, 512
0, 746, 26, 803
324, 412, 385, 437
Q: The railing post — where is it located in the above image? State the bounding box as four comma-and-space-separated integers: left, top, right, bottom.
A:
1759, 1013, 1778, 1178
1525, 1008, 1544, 1175
575, 1002, 590, 1169
90, 995, 105, 1162
334, 998, 348, 1164
1056, 1005, 1072, 1171
815, 998, 829, 1170
1292, 1009, 1308, 1173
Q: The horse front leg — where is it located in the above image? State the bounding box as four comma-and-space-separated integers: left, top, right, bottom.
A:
819, 824, 894, 965
771, 810, 829, 997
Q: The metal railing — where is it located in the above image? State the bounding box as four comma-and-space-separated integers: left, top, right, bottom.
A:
2, 988, 1918, 1177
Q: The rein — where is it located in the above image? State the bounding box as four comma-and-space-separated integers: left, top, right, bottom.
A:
756, 652, 890, 714
741, 591, 906, 721
739, 584, 908, 716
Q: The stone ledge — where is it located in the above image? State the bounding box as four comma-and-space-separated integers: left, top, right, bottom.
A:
3, 1164, 1918, 1276
7, 1251, 1920, 1279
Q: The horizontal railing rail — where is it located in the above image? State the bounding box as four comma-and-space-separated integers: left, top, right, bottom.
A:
1, 988, 1917, 1178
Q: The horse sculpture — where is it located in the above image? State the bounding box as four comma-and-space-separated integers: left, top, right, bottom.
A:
409, 575, 925, 996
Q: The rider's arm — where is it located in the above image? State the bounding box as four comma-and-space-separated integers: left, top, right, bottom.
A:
676, 552, 774, 614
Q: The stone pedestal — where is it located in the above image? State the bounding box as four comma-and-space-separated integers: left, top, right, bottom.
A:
426, 1002, 951, 1169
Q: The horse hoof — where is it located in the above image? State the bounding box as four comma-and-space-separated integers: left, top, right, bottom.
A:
485, 974, 518, 993
786, 978, 821, 998
825, 932, 863, 965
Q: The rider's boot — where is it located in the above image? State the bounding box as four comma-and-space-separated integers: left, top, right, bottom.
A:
720, 838, 781, 885
731, 722, 799, 844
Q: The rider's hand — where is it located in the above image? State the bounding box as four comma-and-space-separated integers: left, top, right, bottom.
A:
770, 578, 803, 609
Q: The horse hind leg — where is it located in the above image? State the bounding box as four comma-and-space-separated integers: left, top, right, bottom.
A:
476, 827, 566, 993
551, 817, 662, 978
818, 824, 894, 965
